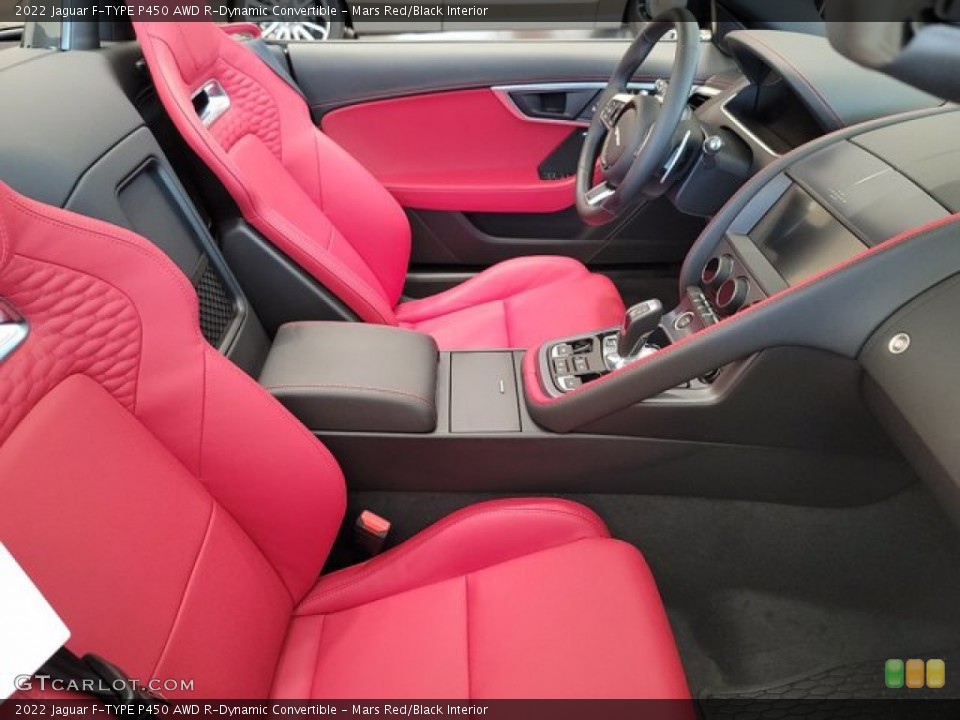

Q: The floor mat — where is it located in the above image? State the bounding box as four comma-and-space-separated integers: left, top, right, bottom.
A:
701, 651, 958, 700
341, 486, 960, 699
700, 654, 958, 720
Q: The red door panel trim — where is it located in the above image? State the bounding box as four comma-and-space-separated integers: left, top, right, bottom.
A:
321, 88, 583, 213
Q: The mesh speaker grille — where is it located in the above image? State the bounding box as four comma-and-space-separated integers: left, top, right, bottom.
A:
196, 262, 235, 346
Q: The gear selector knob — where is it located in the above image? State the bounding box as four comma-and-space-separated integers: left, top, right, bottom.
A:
616, 299, 663, 358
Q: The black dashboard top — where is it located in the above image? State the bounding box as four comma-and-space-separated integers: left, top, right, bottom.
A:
853, 112, 960, 213
725, 30, 945, 133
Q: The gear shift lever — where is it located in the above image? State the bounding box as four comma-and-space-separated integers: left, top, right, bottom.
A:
616, 299, 663, 358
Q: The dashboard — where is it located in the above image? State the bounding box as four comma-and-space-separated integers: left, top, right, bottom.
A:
684, 27, 954, 325
530, 101, 960, 524
694, 29, 944, 169
690, 129, 952, 323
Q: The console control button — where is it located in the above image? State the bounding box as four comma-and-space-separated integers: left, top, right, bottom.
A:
550, 343, 573, 358
553, 357, 569, 375
573, 356, 589, 373
556, 375, 582, 392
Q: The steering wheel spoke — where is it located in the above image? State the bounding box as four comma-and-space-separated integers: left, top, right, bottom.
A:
584, 182, 616, 207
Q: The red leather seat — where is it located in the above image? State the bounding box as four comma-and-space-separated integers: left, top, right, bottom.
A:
0, 181, 688, 699
132, 22, 625, 351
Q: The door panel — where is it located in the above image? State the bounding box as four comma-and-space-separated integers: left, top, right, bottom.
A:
322, 87, 583, 213
290, 39, 732, 280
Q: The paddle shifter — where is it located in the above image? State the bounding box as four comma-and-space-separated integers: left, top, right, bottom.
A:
616, 299, 664, 359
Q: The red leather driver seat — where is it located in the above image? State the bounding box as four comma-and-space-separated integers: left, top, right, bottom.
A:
132, 22, 626, 351
0, 181, 688, 699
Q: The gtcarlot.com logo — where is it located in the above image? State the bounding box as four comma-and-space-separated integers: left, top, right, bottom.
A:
13, 674, 194, 694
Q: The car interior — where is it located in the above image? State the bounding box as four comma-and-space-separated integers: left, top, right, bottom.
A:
3, 0, 960, 708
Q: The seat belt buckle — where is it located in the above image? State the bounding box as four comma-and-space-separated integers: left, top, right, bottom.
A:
354, 511, 391, 557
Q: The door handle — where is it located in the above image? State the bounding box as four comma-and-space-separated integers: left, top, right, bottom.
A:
507, 88, 601, 122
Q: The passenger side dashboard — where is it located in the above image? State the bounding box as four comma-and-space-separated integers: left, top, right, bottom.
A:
695, 29, 945, 168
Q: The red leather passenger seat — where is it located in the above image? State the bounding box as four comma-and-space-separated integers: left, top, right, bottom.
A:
132, 22, 626, 350
0, 182, 687, 698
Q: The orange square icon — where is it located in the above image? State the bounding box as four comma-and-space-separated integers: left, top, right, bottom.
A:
906, 659, 925, 688
927, 659, 946, 689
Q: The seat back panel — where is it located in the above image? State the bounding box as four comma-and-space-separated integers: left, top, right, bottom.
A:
134, 22, 411, 324
228, 134, 392, 308
0, 375, 291, 697
0, 183, 345, 603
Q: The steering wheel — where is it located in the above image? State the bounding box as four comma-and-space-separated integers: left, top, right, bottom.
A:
576, 8, 702, 225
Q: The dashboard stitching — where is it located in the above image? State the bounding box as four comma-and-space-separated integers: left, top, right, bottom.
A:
742, 35, 845, 129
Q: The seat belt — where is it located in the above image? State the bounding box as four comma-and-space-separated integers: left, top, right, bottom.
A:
243, 38, 308, 102
36, 647, 164, 703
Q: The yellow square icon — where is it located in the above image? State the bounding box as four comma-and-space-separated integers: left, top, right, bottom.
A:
906, 659, 926, 688
927, 659, 945, 689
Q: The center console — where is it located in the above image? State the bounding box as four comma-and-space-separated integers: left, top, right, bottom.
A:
252, 108, 960, 506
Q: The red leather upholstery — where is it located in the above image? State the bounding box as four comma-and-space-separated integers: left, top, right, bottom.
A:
0, 181, 688, 699
0, 181, 343, 697
397, 256, 625, 350
322, 88, 583, 213
133, 22, 625, 348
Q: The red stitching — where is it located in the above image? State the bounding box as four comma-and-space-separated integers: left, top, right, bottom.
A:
745, 35, 845, 129
264, 382, 435, 408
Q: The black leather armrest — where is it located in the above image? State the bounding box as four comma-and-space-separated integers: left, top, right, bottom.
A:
259, 323, 439, 433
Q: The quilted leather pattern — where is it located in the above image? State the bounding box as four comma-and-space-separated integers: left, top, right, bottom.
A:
209, 62, 282, 159
0, 255, 141, 443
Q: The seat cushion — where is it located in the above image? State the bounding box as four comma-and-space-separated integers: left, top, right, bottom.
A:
271, 500, 689, 699
396, 256, 626, 350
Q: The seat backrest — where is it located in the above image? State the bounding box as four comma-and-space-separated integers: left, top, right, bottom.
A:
133, 22, 411, 325
0, 181, 346, 697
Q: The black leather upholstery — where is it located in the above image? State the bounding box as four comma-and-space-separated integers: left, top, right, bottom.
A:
259, 323, 439, 433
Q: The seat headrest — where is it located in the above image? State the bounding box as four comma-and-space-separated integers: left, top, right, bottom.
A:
135, 22, 222, 86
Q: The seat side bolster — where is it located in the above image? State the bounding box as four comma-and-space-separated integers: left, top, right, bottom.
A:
296, 498, 609, 616
395, 256, 590, 324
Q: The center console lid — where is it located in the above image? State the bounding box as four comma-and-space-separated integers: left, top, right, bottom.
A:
259, 323, 439, 433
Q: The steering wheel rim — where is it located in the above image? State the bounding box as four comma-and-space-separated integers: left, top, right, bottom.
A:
576, 8, 701, 225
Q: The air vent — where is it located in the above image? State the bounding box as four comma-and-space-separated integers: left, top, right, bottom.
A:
688, 91, 712, 111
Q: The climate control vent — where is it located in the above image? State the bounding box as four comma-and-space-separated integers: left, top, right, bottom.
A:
688, 91, 713, 111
